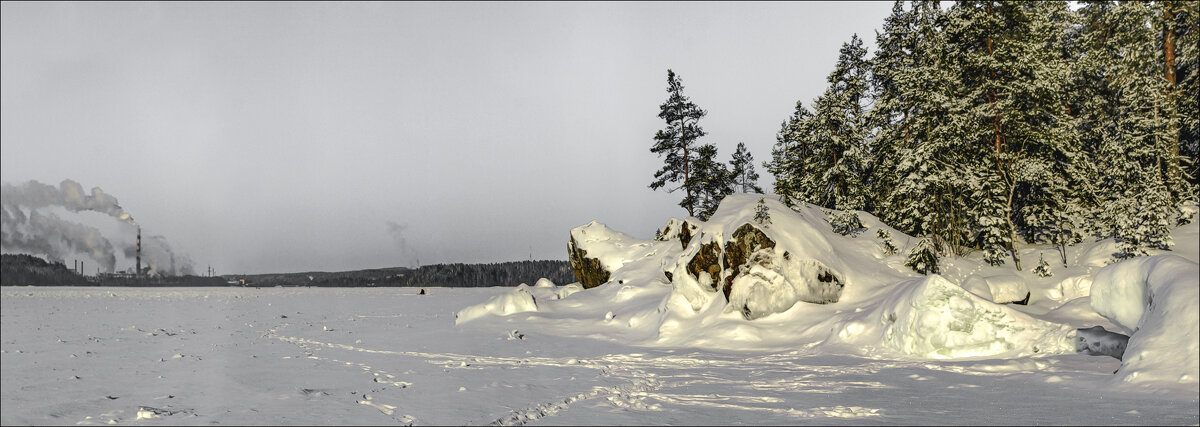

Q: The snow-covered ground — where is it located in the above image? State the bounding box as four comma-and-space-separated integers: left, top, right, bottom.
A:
2, 196, 1198, 425
0, 286, 1195, 425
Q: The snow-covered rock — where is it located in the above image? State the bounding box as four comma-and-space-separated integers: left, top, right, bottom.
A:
555, 282, 584, 300
534, 278, 556, 288
1089, 255, 1199, 388
567, 196, 848, 320
454, 284, 538, 325
1075, 325, 1128, 359
875, 275, 1074, 359
568, 221, 664, 289
655, 218, 699, 249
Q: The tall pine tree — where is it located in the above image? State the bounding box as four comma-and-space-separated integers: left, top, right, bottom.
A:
729, 142, 763, 194
808, 34, 872, 214
766, 101, 815, 207
690, 143, 733, 221
650, 70, 708, 218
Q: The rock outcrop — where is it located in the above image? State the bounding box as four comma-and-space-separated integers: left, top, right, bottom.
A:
567, 196, 849, 319
568, 234, 610, 289
721, 223, 776, 299
686, 240, 723, 290
656, 218, 699, 249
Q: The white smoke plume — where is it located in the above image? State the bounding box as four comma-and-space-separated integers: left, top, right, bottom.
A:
1, 179, 192, 275
385, 220, 419, 268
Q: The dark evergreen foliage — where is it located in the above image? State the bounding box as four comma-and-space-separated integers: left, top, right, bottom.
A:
767, 0, 1197, 264
650, 69, 708, 218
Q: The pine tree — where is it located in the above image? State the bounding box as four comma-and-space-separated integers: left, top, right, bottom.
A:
877, 228, 898, 256
650, 69, 708, 218
690, 143, 733, 221
1172, 1, 1200, 191
1034, 253, 1053, 278
831, 210, 864, 236
905, 237, 940, 275
879, 1, 972, 256
867, 1, 918, 214
754, 197, 772, 226
729, 142, 763, 194
766, 101, 815, 207
1082, 2, 1190, 249
808, 34, 872, 213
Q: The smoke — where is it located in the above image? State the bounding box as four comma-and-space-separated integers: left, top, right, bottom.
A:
1, 179, 192, 275
122, 234, 195, 277
385, 220, 419, 268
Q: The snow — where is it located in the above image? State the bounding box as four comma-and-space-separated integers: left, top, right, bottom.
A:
533, 278, 556, 288
3, 285, 1196, 425
453, 284, 538, 325
1089, 254, 1200, 389
2, 197, 1197, 424
871, 275, 1074, 359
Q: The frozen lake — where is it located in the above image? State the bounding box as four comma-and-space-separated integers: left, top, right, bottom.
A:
2, 286, 1197, 425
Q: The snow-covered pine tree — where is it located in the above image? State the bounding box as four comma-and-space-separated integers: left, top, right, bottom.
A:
690, 143, 733, 221
877, 228, 898, 256
970, 170, 1015, 267
831, 209, 864, 236
1154, 0, 1198, 214
650, 69, 708, 218
1114, 165, 1176, 260
1090, 2, 1190, 250
905, 236, 940, 275
1172, 1, 1200, 191
880, 1, 973, 256
729, 142, 763, 194
809, 34, 872, 214
754, 197, 771, 226
1034, 253, 1053, 278
766, 101, 814, 207
867, 1, 918, 215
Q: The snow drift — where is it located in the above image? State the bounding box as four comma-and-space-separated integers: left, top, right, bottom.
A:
455, 284, 538, 325
1089, 255, 1199, 388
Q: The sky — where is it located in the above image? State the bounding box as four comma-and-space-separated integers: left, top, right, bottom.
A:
1, 1, 897, 275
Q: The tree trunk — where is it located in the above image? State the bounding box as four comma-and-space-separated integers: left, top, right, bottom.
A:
1162, 1, 1183, 203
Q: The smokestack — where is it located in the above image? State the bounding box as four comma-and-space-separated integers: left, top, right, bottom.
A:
136, 226, 141, 277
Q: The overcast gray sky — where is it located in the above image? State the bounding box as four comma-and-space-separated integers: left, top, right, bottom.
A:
2, 1, 895, 274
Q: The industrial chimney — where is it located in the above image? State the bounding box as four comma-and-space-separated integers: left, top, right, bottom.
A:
136, 226, 142, 277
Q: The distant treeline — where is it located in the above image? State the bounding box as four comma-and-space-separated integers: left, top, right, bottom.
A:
227, 260, 575, 288
1, 253, 90, 286
0, 253, 228, 286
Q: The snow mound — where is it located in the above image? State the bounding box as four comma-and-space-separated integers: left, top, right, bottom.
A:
455, 284, 538, 325
534, 278, 556, 288
960, 275, 1029, 304
1049, 275, 1092, 302
875, 275, 1074, 359
555, 282, 584, 300
1089, 255, 1199, 388
726, 259, 844, 320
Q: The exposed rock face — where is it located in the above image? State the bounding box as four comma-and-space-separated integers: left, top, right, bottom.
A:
721, 223, 776, 299
568, 235, 610, 289
686, 240, 723, 290
656, 218, 699, 249
1076, 326, 1129, 360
